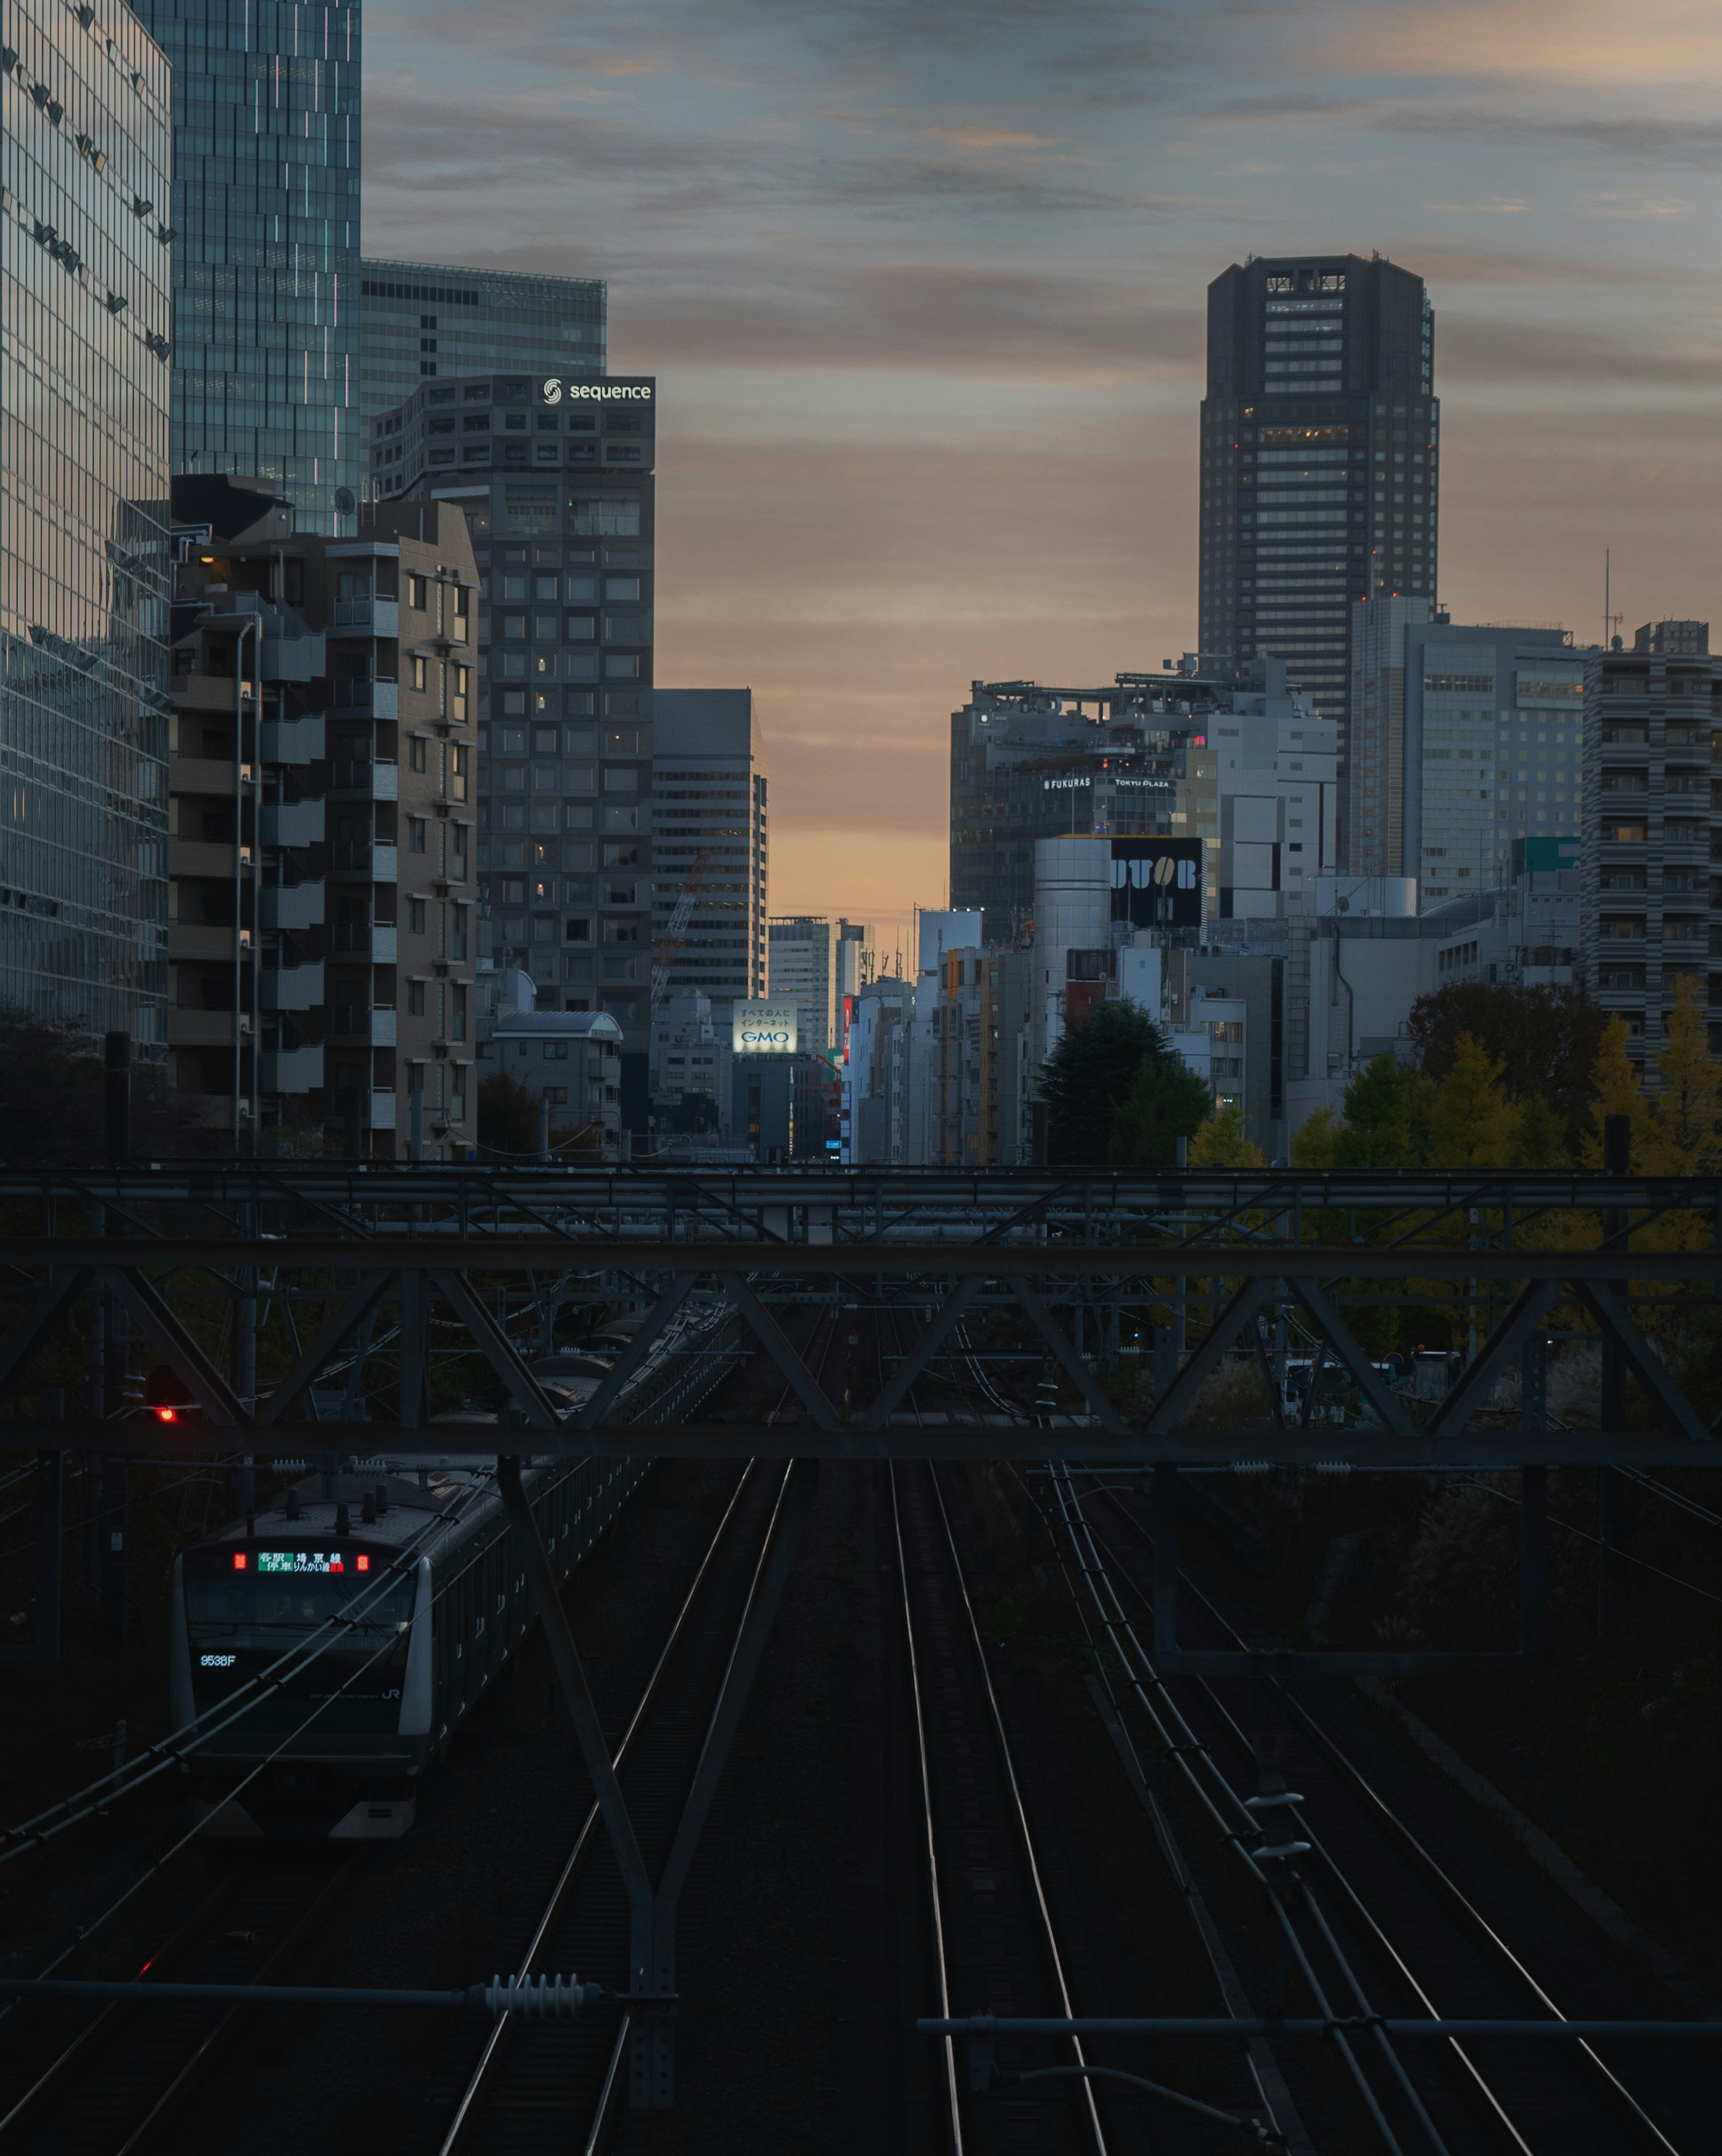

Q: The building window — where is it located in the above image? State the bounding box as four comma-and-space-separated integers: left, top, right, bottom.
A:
409, 818, 427, 852
409, 897, 426, 933
408, 980, 426, 1015
569, 497, 641, 536
409, 737, 427, 772
604, 654, 640, 680
543, 1042, 569, 1061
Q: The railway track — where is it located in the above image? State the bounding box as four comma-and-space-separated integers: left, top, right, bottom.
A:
1060, 1469, 1710, 2156
0, 1848, 359, 2155
443, 1307, 843, 2154
891, 1458, 1109, 2156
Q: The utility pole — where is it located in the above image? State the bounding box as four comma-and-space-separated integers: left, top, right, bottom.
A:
1597, 1113, 1630, 1638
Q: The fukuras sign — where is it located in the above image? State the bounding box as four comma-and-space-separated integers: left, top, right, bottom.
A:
733, 998, 798, 1055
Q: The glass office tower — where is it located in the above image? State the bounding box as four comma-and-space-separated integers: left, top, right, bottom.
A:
1, 0, 173, 1038
133, 0, 362, 533
360, 259, 605, 420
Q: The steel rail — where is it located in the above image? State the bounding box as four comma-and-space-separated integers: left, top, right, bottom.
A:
900, 1450, 1109, 2155
1159, 1537, 1689, 2156
1078, 1479, 1691, 2154
436, 1462, 760, 2155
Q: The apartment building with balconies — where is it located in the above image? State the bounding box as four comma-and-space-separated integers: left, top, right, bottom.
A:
167, 477, 479, 1154
1578, 620, 1722, 1067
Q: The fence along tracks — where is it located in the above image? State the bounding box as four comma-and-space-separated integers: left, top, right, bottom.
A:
1054, 1468, 1700, 2156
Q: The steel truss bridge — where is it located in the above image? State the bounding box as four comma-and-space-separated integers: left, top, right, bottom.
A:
0, 1158, 1718, 1675
3, 1159, 1718, 2111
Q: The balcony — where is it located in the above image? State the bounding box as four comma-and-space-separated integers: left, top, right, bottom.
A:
370, 1089, 399, 1132
330, 842, 399, 882
331, 598, 399, 636
261, 880, 325, 930
330, 678, 399, 719
262, 959, 324, 1013
168, 923, 235, 963
261, 798, 325, 847
168, 1008, 239, 1048
169, 838, 236, 879
260, 628, 326, 682
261, 1042, 324, 1095
262, 714, 325, 765
328, 1008, 397, 1048
170, 755, 236, 797
331, 922, 397, 963
330, 759, 398, 802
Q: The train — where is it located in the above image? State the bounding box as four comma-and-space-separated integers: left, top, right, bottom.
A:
168, 1298, 739, 1840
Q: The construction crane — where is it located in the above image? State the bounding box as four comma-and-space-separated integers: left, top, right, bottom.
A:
650, 848, 710, 1011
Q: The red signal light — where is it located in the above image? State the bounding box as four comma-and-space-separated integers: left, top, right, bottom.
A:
232, 1552, 247, 1570
357, 1554, 370, 1572
155, 1406, 177, 1423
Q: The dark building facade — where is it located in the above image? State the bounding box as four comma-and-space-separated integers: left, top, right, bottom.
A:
1578, 620, 1722, 1067
1200, 252, 1436, 852
380, 371, 657, 1110
134, 0, 363, 534
2, 0, 174, 1041
359, 258, 606, 421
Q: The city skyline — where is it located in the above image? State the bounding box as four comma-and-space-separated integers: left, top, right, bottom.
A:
362, 0, 1722, 949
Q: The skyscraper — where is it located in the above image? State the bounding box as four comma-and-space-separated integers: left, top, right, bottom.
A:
360, 259, 606, 421
134, 0, 362, 534
652, 690, 770, 1007
1200, 253, 1436, 854
2, 0, 174, 1039
384, 368, 659, 1118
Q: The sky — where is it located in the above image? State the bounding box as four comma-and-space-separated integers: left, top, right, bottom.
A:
365, 0, 1722, 958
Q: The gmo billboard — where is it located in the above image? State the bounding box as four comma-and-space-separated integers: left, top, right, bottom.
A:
733, 998, 798, 1055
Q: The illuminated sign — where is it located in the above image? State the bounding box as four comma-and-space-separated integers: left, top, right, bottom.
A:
1042, 777, 1092, 791
540, 379, 654, 405
254, 1550, 372, 1575
732, 998, 798, 1056
840, 993, 855, 1066
1110, 838, 1204, 929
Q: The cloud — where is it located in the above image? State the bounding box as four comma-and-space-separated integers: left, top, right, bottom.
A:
1436, 316, 1722, 387
1331, 1, 1722, 88
362, 91, 1143, 223
924, 125, 1063, 153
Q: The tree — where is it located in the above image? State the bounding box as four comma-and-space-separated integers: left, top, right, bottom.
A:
1407, 981, 1608, 1151
1291, 1106, 1340, 1168
1038, 1000, 1168, 1166
0, 1011, 208, 1163
478, 1071, 541, 1158
1580, 1017, 1653, 1169
1107, 1053, 1213, 1168
1332, 1053, 1424, 1168
1647, 974, 1720, 1174
1188, 1102, 1265, 1167
1424, 1034, 1520, 1167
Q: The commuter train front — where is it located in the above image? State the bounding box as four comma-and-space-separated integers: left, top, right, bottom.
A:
169, 1454, 639, 1839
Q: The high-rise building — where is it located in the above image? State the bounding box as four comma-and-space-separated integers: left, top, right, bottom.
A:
652, 689, 769, 1007
1350, 605, 1583, 902
166, 477, 479, 1155
2, 1, 174, 1039
1200, 253, 1436, 836
1578, 620, 1721, 1067
133, 0, 362, 535
383, 369, 658, 1112
360, 259, 606, 421
836, 919, 875, 1002
768, 916, 840, 1054
951, 660, 1337, 943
